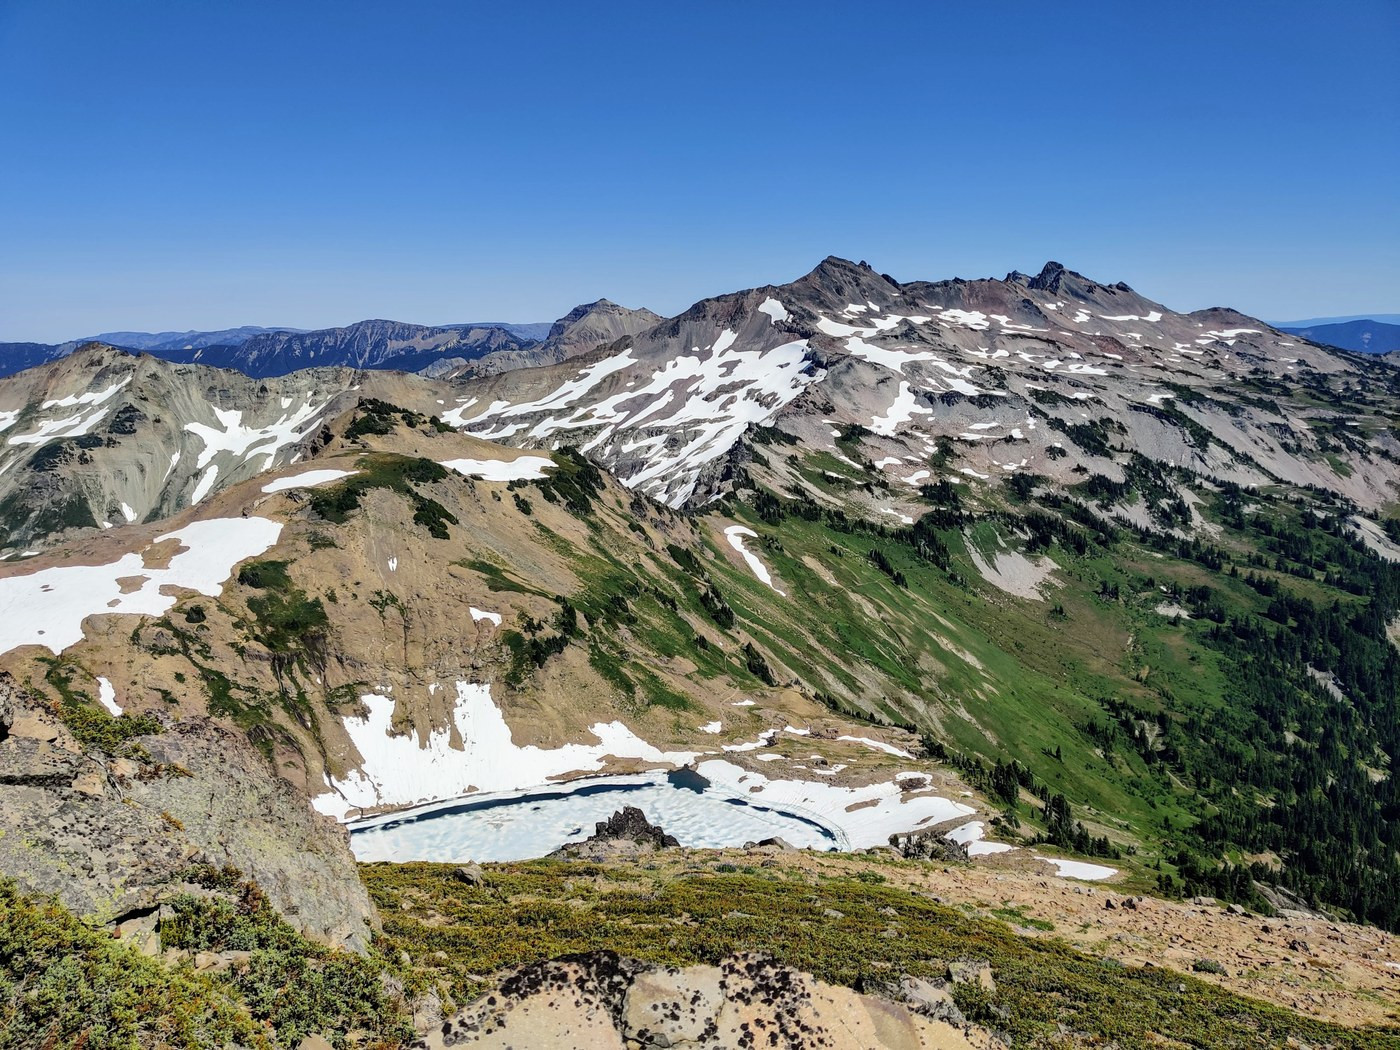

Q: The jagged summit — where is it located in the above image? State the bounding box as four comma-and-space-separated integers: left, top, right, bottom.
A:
1002, 260, 1136, 299
1024, 260, 1070, 291
443, 254, 1394, 510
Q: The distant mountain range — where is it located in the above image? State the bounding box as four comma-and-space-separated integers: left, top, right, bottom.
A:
91, 326, 307, 351
8, 301, 1398, 382
0, 310, 640, 380
1271, 313, 1400, 327
1277, 319, 1400, 355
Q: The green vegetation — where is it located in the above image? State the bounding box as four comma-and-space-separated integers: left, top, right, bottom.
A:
0, 873, 413, 1050
363, 859, 1400, 1049
31, 657, 160, 757
1121, 486, 1400, 928
703, 459, 1399, 927
343, 397, 444, 440
160, 872, 413, 1048
236, 559, 294, 591
454, 557, 548, 597
500, 599, 580, 687
521, 445, 602, 515
0, 879, 267, 1049
0, 487, 97, 545
309, 454, 458, 539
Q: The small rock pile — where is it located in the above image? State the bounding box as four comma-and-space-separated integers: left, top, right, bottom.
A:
550, 806, 680, 859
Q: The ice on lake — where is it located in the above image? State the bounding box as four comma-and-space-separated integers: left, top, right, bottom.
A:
348, 768, 845, 863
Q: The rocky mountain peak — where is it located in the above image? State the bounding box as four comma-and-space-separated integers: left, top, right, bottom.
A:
546, 299, 652, 340
541, 299, 663, 361
1027, 260, 1069, 291
1004, 260, 1091, 297
787, 256, 902, 311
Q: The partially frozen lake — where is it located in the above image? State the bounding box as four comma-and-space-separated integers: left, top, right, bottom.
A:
348, 768, 847, 863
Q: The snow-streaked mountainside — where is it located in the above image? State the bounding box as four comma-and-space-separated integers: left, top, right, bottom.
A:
1, 257, 1396, 554
0, 346, 457, 551
450, 257, 1400, 510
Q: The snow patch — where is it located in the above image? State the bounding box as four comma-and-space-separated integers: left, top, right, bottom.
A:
441, 455, 554, 481
190, 465, 219, 504
757, 297, 789, 324
96, 677, 122, 716
1034, 855, 1118, 880
871, 382, 932, 436
945, 820, 1015, 857
185, 400, 327, 472
261, 468, 357, 493
313, 682, 700, 819
8, 395, 123, 447
724, 525, 784, 595
836, 735, 913, 758
0, 517, 284, 655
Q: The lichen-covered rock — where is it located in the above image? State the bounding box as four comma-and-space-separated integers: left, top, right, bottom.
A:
413, 951, 995, 1049
0, 672, 376, 951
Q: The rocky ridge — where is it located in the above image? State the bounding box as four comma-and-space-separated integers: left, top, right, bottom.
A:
448, 257, 1400, 510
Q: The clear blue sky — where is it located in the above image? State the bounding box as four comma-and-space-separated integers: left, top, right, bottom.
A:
1, 0, 1396, 341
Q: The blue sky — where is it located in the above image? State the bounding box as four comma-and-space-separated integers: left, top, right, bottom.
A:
1, 0, 1396, 341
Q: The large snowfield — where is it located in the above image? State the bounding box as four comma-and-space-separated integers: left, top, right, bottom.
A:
0, 517, 283, 655
312, 681, 700, 820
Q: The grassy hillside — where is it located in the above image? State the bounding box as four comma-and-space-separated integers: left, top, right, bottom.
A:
363, 857, 1400, 1050
667, 446, 1400, 928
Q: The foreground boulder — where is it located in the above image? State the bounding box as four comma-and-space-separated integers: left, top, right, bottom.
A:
414, 951, 994, 1049
0, 673, 376, 951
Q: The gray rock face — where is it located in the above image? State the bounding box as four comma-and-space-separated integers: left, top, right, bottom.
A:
587, 805, 680, 848
0, 344, 458, 552
413, 951, 993, 1049
0, 673, 376, 951
544, 299, 664, 361
891, 828, 971, 863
